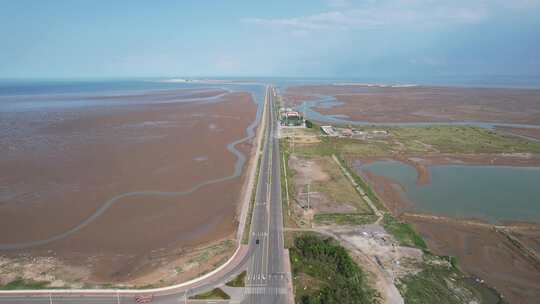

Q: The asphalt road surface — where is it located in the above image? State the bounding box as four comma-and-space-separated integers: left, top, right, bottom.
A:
244, 87, 287, 304
0, 86, 289, 304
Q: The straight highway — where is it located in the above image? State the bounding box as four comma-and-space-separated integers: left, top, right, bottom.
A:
244, 86, 287, 304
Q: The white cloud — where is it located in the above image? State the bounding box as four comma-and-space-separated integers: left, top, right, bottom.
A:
410, 56, 447, 67
242, 0, 536, 33
215, 56, 239, 71
243, 11, 383, 31
325, 0, 353, 8
291, 30, 310, 37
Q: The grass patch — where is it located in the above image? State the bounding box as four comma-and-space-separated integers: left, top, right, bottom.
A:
311, 156, 372, 214
189, 288, 231, 300
400, 265, 460, 304
314, 213, 378, 226
83, 282, 154, 289
288, 138, 386, 212
382, 214, 427, 250
242, 153, 262, 244
397, 259, 505, 304
190, 251, 210, 264
284, 231, 298, 249
0, 278, 50, 290
100, 283, 144, 289
390, 125, 540, 154
225, 271, 246, 287
282, 139, 373, 226
293, 136, 339, 157
340, 139, 392, 156
134, 284, 156, 289
281, 139, 304, 228
189, 239, 234, 266
310, 125, 540, 157
336, 155, 387, 212
290, 234, 379, 304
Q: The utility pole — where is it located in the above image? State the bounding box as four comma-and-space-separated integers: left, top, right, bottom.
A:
303, 102, 307, 126
49, 293, 52, 304
116, 291, 120, 304
307, 183, 310, 209
292, 129, 295, 154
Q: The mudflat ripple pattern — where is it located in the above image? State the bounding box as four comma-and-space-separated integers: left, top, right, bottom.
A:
0, 86, 264, 250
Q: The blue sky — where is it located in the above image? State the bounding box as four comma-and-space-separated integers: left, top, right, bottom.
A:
1, 0, 539, 78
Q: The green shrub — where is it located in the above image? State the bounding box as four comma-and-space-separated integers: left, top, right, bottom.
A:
291, 234, 379, 304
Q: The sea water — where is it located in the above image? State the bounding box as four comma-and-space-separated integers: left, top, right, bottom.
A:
360, 160, 540, 223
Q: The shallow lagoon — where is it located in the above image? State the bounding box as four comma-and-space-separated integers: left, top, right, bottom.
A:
360, 160, 540, 223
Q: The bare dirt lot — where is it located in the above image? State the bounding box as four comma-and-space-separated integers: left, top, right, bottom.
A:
285, 85, 540, 125
287, 155, 371, 226
278, 127, 320, 144
0, 90, 257, 286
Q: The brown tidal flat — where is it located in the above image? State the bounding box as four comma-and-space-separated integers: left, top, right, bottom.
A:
0, 91, 257, 284
406, 215, 540, 304
496, 126, 540, 140
286, 85, 540, 125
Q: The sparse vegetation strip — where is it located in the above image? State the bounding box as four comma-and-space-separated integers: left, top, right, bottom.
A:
189, 288, 230, 300
381, 214, 427, 250
225, 271, 246, 287
397, 257, 504, 304
0, 278, 51, 290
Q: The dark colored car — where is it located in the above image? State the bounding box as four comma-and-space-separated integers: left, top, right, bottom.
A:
256, 239, 260, 244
